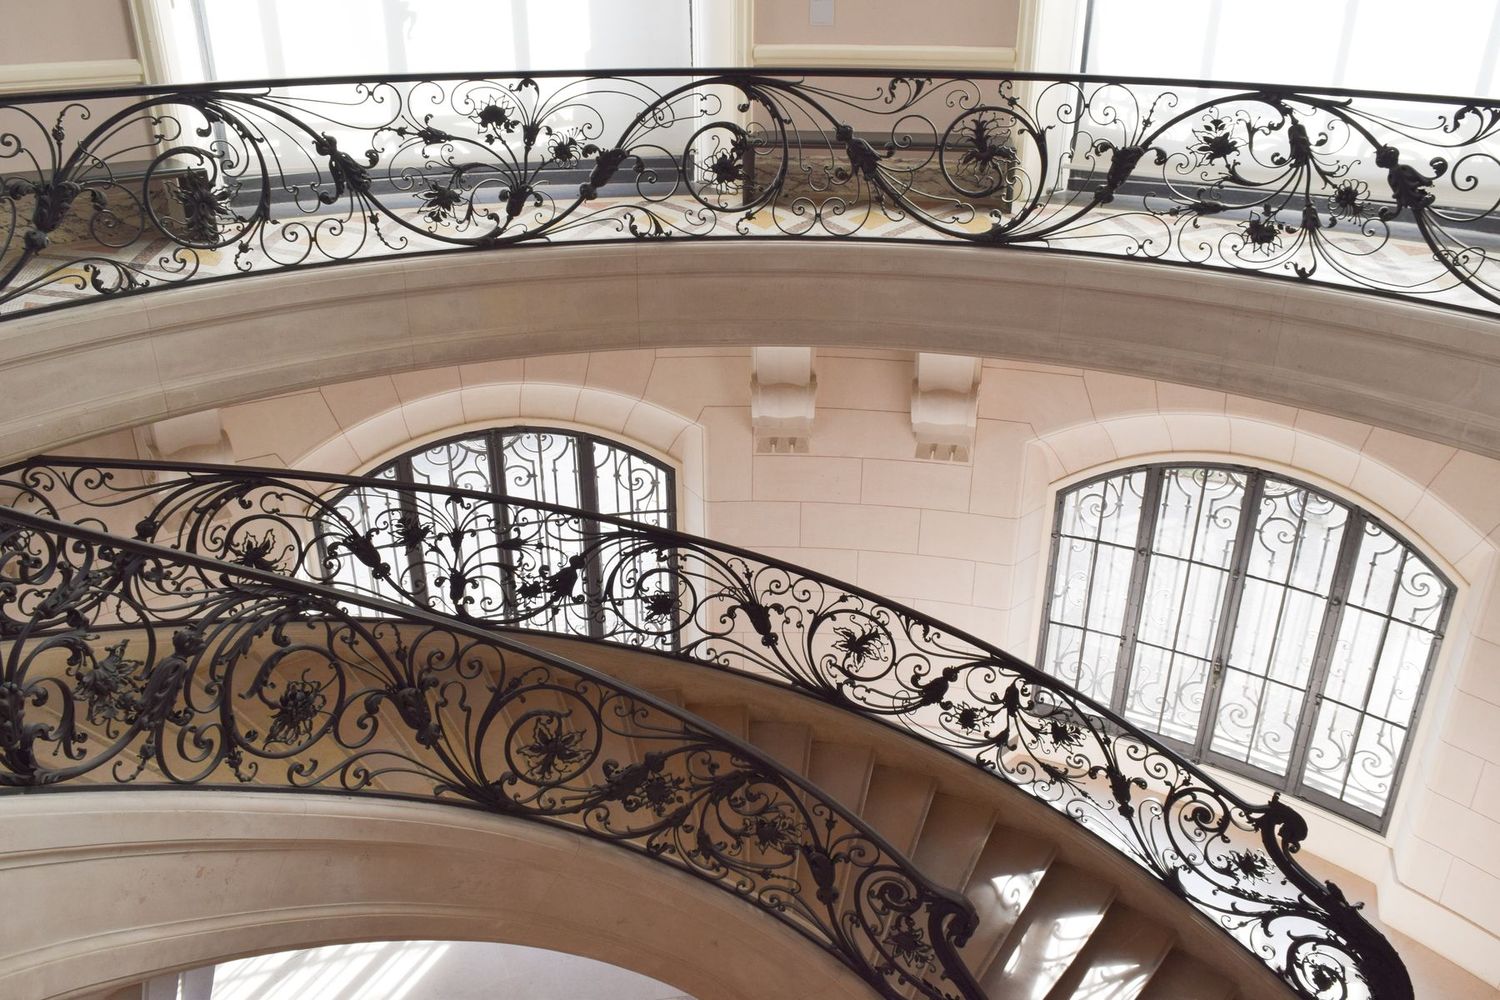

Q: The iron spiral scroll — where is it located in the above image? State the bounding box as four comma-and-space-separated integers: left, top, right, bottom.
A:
0, 505, 986, 1000
0, 69, 1499, 317
2, 457, 1414, 1000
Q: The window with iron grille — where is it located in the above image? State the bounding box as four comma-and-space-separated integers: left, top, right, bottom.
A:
1037, 463, 1452, 831
326, 427, 675, 640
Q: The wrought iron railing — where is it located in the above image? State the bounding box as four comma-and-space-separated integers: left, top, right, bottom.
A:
2, 69, 1500, 319
0, 506, 983, 1000
1, 456, 1411, 1000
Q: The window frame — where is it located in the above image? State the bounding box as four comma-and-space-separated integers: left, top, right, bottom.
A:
327, 425, 677, 641
1036, 461, 1454, 833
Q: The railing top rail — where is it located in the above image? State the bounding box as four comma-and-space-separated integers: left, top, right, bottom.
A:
5, 66, 1498, 108
4, 65, 1500, 324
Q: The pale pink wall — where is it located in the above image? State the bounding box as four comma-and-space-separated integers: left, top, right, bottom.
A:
52, 346, 1500, 987
0, 0, 137, 64
754, 0, 1020, 47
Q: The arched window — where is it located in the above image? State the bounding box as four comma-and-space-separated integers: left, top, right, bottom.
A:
1037, 464, 1452, 830
329, 426, 675, 635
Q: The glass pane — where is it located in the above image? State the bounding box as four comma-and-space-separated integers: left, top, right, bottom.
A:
1365, 623, 1435, 727
408, 436, 494, 492
1039, 471, 1146, 699
323, 466, 414, 607
1209, 478, 1346, 775
1341, 718, 1408, 816
1050, 537, 1096, 629
1137, 560, 1227, 659
1323, 608, 1385, 708
1303, 518, 1449, 821
1151, 467, 1246, 568
590, 441, 675, 645
1346, 523, 1404, 614
1302, 699, 1362, 800
1124, 646, 1209, 744
196, 0, 695, 78
1084, 0, 1492, 95
1057, 472, 1145, 545
1392, 552, 1448, 630
1041, 625, 1120, 704
591, 442, 673, 524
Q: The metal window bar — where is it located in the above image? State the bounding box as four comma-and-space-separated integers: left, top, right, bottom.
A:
1037, 462, 1454, 832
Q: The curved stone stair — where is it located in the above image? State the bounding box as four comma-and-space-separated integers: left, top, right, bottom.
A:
705, 691, 1233, 1000
524, 633, 1290, 1000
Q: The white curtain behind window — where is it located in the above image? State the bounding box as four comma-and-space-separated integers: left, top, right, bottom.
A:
157, 0, 694, 82
1083, 0, 1500, 97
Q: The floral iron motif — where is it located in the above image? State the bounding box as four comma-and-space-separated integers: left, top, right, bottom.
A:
0, 72, 1498, 319
0, 506, 982, 1000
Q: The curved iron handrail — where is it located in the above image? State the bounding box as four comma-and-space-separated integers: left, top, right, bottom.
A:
2, 68, 1499, 319
1, 456, 1410, 1000
0, 505, 984, 1000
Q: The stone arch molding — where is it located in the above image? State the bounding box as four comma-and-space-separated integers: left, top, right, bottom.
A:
1032, 408, 1495, 586
0, 791, 868, 1000
289, 380, 709, 535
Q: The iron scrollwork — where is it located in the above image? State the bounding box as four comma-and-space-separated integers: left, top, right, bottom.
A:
1, 456, 1415, 1000
0, 505, 983, 1000
1, 70, 1500, 318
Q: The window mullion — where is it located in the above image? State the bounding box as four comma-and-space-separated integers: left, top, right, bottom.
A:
1286, 508, 1368, 792
487, 431, 521, 621
1192, 469, 1263, 763
1108, 468, 1163, 715
576, 436, 607, 640
394, 456, 433, 608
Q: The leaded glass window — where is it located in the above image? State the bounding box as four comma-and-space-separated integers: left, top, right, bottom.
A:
1038, 464, 1451, 830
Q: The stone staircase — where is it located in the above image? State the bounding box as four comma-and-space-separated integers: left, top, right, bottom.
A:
521, 633, 1281, 1000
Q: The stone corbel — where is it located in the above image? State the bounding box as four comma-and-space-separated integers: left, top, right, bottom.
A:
135, 409, 234, 474
751, 347, 817, 453
911, 353, 981, 462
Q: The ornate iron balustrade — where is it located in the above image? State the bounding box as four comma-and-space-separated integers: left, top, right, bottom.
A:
0, 506, 983, 1000
2, 456, 1412, 1000
2, 69, 1500, 319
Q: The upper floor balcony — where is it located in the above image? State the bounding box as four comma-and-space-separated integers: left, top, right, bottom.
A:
3, 67, 1500, 321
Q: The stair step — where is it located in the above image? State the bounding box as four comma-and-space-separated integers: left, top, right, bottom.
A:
1044, 902, 1173, 1000
682, 701, 749, 740
860, 764, 937, 856
958, 827, 1055, 973
979, 862, 1115, 996
748, 720, 812, 774
911, 793, 996, 887
807, 740, 875, 815
1138, 950, 1237, 1000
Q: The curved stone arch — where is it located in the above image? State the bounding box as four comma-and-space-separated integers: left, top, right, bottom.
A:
0, 791, 869, 1000
287, 381, 709, 534
1037, 409, 1492, 585
8, 243, 1500, 464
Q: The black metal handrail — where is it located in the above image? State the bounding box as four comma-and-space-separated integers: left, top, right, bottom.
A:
2, 69, 1500, 319
1, 456, 1411, 1000
0, 505, 983, 1000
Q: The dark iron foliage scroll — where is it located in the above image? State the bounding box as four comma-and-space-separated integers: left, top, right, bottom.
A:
2, 457, 1412, 1000
0, 506, 983, 1000
2, 70, 1500, 318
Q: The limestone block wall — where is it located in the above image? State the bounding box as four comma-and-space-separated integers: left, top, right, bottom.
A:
48, 344, 1500, 988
